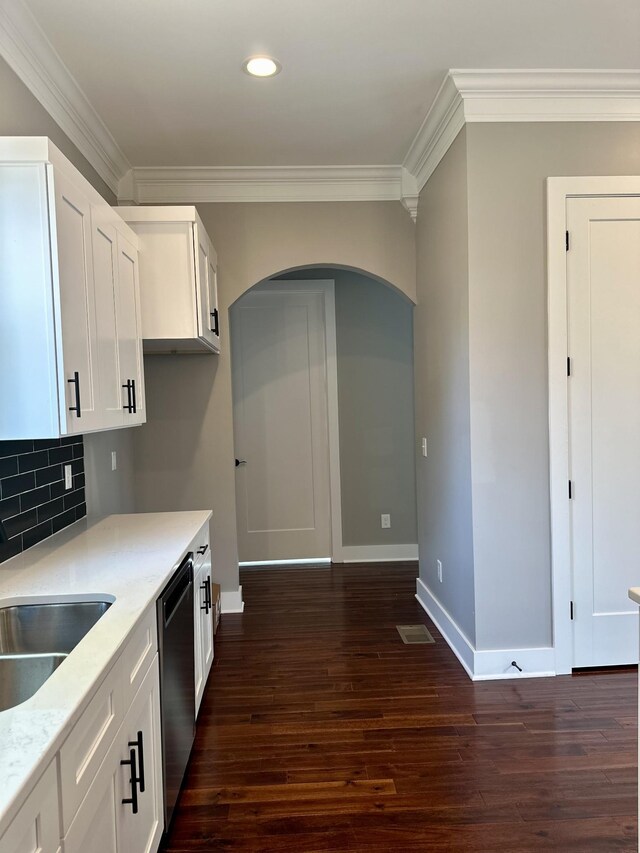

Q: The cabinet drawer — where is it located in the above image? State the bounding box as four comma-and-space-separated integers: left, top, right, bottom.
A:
121, 605, 157, 709
0, 761, 60, 853
59, 659, 124, 833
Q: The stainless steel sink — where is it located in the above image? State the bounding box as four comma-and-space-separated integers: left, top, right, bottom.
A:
0, 600, 111, 655
0, 600, 112, 711
0, 654, 67, 712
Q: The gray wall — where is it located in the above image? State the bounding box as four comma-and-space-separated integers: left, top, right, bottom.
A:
414, 128, 476, 644
336, 272, 416, 546
466, 121, 640, 650
0, 57, 136, 519
0, 57, 115, 204
273, 269, 417, 547
133, 202, 417, 594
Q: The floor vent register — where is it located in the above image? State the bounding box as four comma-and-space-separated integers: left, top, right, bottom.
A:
396, 624, 435, 644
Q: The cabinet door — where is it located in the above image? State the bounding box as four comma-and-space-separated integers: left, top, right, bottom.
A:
207, 248, 221, 352
116, 233, 146, 426
194, 224, 219, 352
116, 659, 163, 853
64, 659, 163, 853
90, 210, 122, 430
193, 561, 205, 716
0, 761, 60, 853
201, 572, 214, 681
50, 168, 101, 433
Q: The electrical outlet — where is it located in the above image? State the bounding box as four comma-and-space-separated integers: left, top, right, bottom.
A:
421, 437, 428, 457
64, 464, 73, 491
111, 451, 117, 471
437, 559, 443, 583
381, 513, 391, 529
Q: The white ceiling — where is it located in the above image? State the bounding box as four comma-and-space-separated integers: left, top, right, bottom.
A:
23, 0, 640, 169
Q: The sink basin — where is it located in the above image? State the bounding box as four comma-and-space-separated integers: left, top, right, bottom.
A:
0, 600, 112, 711
0, 600, 111, 655
0, 654, 67, 712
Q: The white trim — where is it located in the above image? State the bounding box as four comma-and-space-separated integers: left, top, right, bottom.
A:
403, 73, 466, 193
338, 544, 419, 563
415, 578, 475, 677
240, 558, 331, 567
547, 176, 640, 676
0, 0, 130, 195
416, 579, 556, 680
125, 164, 408, 204
404, 69, 640, 193
220, 586, 244, 614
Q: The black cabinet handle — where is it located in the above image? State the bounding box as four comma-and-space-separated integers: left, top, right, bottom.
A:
200, 580, 210, 613
205, 575, 212, 612
131, 379, 137, 414
197, 544, 208, 556
210, 308, 219, 336
68, 371, 81, 418
122, 380, 133, 413
128, 730, 145, 793
121, 747, 139, 814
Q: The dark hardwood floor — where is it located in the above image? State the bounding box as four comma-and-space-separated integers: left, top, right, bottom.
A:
162, 563, 638, 851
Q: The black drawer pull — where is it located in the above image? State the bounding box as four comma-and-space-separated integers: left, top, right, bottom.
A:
129, 730, 145, 793
121, 748, 139, 814
122, 380, 133, 413
68, 371, 81, 417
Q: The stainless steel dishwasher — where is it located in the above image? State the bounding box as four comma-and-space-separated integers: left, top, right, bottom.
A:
157, 552, 195, 828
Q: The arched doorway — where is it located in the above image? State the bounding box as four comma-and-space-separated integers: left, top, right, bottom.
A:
230, 266, 417, 565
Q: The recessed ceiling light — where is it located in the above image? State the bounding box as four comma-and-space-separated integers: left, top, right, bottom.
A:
243, 56, 281, 78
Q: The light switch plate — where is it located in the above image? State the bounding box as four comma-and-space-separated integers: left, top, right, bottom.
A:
421, 437, 428, 457
381, 514, 391, 529
111, 451, 117, 471
64, 464, 73, 490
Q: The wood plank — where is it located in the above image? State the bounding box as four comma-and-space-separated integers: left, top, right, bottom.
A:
161, 563, 638, 852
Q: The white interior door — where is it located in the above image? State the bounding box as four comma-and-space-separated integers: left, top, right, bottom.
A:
232, 282, 333, 562
567, 196, 640, 667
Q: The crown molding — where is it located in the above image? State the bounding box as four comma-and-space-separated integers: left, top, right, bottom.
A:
405, 69, 640, 193
0, 0, 130, 195
124, 163, 414, 206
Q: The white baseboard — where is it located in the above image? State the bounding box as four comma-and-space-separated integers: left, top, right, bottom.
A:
415, 578, 475, 677
337, 544, 418, 563
415, 578, 555, 681
221, 585, 244, 614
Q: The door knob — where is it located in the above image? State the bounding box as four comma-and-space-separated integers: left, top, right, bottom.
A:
235, 459, 247, 467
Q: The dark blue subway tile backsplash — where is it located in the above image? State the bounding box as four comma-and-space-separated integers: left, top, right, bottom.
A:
0, 436, 85, 564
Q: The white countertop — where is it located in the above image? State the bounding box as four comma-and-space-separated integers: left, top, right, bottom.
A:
0, 510, 211, 837
629, 588, 640, 606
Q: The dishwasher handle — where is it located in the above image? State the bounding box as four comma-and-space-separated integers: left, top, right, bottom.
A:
162, 554, 193, 627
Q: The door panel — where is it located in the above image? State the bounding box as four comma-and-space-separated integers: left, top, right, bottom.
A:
568, 196, 640, 667
116, 233, 145, 425
91, 213, 121, 429
51, 169, 100, 433
232, 285, 332, 561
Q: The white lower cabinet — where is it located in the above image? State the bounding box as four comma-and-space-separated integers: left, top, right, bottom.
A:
64, 658, 163, 853
194, 542, 214, 717
0, 761, 60, 853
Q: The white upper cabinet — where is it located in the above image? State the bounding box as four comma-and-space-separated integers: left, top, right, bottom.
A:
116, 206, 220, 354
0, 138, 145, 439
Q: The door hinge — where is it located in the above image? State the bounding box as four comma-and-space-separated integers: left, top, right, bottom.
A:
570, 601, 574, 621
566, 230, 570, 251
567, 357, 571, 376
568, 480, 573, 499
